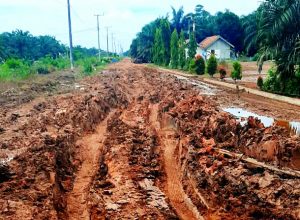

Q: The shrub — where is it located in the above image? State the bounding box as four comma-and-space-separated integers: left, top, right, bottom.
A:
0, 59, 31, 80
257, 76, 263, 89
82, 59, 93, 74
36, 65, 50, 74
219, 68, 227, 80
207, 55, 217, 77
189, 55, 205, 75
262, 68, 280, 92
5, 58, 23, 69
231, 61, 242, 82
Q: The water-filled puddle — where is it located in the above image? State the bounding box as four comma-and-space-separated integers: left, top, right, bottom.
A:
223, 107, 300, 136
173, 74, 218, 96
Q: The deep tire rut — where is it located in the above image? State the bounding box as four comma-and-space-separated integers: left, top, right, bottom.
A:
66, 111, 114, 220
150, 105, 204, 220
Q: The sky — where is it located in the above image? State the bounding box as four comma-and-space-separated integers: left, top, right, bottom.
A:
0, 0, 261, 52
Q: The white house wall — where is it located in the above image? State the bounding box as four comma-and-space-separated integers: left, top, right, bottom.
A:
196, 39, 232, 60
207, 40, 231, 59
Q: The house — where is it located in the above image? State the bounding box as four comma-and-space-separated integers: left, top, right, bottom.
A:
197, 35, 235, 60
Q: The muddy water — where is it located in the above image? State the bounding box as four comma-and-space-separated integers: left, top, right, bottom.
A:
173, 75, 219, 95
223, 107, 300, 136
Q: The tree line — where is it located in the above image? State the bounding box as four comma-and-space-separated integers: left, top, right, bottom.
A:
0, 30, 116, 80
0, 30, 105, 62
130, 5, 246, 64
130, 1, 300, 97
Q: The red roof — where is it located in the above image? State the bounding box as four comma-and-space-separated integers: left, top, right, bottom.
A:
199, 35, 234, 49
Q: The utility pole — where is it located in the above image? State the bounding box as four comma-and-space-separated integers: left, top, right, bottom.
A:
113, 39, 117, 55
105, 26, 111, 57
67, 0, 74, 70
94, 13, 104, 60
111, 33, 114, 57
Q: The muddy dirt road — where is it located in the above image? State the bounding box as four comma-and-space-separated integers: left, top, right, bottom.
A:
0, 59, 300, 219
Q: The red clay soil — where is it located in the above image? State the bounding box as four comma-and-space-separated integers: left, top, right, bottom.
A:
0, 59, 299, 219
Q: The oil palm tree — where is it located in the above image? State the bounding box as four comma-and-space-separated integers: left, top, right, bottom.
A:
171, 6, 184, 33
258, 0, 300, 81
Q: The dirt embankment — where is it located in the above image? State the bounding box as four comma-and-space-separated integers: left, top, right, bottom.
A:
0, 59, 299, 219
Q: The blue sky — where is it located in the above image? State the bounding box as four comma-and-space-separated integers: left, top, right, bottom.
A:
0, 0, 260, 51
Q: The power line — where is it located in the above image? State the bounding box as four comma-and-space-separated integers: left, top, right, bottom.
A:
54, 27, 95, 36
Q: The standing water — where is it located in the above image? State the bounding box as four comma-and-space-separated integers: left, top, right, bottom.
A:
223, 107, 300, 136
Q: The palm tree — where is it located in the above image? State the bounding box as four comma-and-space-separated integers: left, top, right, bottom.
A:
241, 12, 259, 56
258, 0, 300, 83
171, 6, 184, 33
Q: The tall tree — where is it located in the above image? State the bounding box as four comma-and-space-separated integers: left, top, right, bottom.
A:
129, 19, 161, 63
178, 31, 186, 69
241, 11, 259, 56
194, 5, 213, 42
188, 32, 197, 59
214, 10, 244, 51
258, 0, 300, 91
153, 28, 165, 65
171, 6, 185, 33
160, 19, 171, 66
170, 30, 179, 68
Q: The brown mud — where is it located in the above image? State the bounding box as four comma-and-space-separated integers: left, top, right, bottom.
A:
0, 59, 299, 219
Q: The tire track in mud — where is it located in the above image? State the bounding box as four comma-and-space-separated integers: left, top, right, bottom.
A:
149, 104, 204, 220
66, 111, 115, 220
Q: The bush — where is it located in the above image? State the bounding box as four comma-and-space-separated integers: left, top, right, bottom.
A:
262, 67, 300, 97
35, 65, 50, 74
219, 68, 227, 80
0, 59, 31, 80
5, 58, 23, 69
207, 55, 217, 77
257, 76, 263, 89
189, 55, 205, 75
262, 68, 280, 92
82, 59, 93, 74
231, 61, 242, 82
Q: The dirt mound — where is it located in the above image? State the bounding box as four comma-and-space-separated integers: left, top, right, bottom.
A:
164, 95, 300, 219
0, 59, 299, 219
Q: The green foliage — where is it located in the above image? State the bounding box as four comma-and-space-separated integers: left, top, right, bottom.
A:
160, 19, 171, 66
241, 11, 259, 56
231, 61, 242, 81
76, 57, 108, 75
82, 59, 93, 74
171, 6, 185, 33
193, 5, 214, 42
130, 18, 165, 63
257, 76, 264, 89
189, 56, 205, 75
170, 30, 179, 68
257, 0, 300, 91
153, 28, 165, 65
0, 30, 65, 61
0, 58, 31, 80
214, 10, 244, 51
188, 32, 197, 59
207, 55, 218, 76
178, 31, 186, 69
263, 67, 300, 97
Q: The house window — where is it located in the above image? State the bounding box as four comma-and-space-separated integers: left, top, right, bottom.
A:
211, 50, 215, 55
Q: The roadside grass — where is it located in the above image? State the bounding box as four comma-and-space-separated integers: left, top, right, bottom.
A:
0, 56, 120, 82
